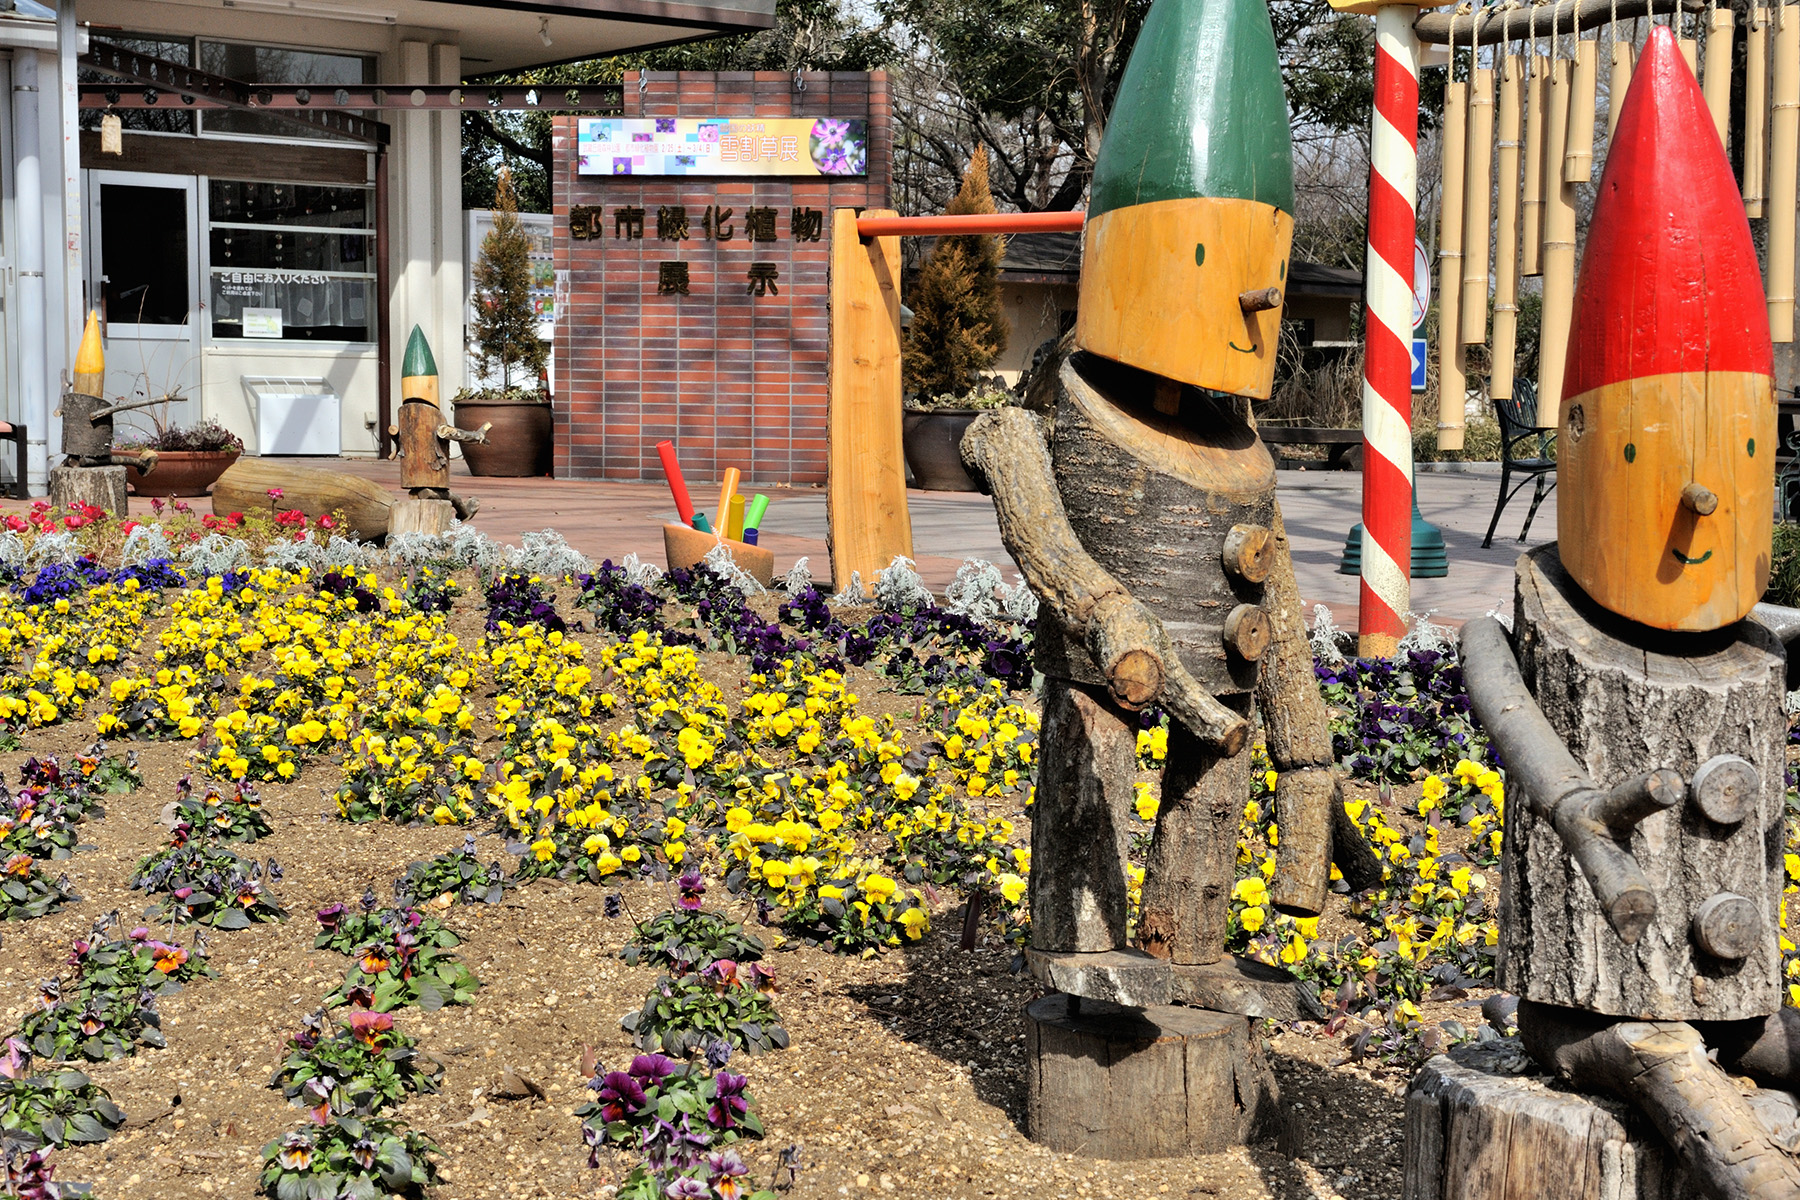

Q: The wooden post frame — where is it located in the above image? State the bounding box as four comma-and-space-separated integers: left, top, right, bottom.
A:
826, 207, 913, 594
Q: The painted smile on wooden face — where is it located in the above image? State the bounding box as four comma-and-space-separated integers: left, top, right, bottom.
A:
1672, 548, 1713, 566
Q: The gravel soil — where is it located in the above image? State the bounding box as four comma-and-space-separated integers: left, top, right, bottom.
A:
2, 610, 1455, 1200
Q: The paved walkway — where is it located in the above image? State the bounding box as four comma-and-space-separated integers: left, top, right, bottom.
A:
10, 457, 1555, 629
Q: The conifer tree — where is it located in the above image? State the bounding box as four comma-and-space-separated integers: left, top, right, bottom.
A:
471, 168, 549, 392
903, 147, 1011, 398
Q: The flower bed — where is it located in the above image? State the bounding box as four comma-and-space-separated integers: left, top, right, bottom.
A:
0, 505, 1792, 1198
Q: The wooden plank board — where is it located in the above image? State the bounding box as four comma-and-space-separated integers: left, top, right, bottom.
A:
826, 207, 911, 594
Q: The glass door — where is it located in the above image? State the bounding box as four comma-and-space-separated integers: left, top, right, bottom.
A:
86, 171, 201, 435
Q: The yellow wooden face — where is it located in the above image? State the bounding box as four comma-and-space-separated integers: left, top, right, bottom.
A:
1076, 197, 1293, 401
1557, 371, 1773, 632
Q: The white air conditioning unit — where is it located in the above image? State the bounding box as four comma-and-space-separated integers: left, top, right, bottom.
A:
243, 377, 341, 456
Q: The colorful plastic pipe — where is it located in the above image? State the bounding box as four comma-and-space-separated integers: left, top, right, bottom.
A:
692, 512, 712, 533
854, 211, 1085, 237
743, 528, 759, 545
716, 468, 740, 535
726, 494, 746, 541
744, 494, 770, 532
655, 440, 697, 526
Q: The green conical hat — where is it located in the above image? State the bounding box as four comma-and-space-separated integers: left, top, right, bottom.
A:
402, 326, 437, 378
1089, 0, 1293, 219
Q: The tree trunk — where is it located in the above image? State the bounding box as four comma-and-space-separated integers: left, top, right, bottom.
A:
398, 401, 450, 492
1500, 546, 1786, 1021
1035, 352, 1276, 699
1403, 1052, 1800, 1200
1139, 708, 1251, 965
1025, 992, 1279, 1159
212, 459, 393, 542
48, 463, 126, 516
388, 497, 456, 538
1028, 677, 1139, 954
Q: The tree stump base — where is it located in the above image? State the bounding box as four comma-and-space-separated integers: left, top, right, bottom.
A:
388, 497, 457, 538
48, 463, 126, 516
1403, 1051, 1800, 1200
1025, 992, 1279, 1159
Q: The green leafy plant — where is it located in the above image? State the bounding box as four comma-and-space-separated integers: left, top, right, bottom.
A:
0, 857, 79, 921
0, 1039, 125, 1149
398, 840, 504, 907
575, 1054, 775, 1198
321, 928, 480, 1014
313, 904, 457, 956
73, 743, 143, 794
621, 963, 788, 1057
271, 1011, 441, 1118
259, 1114, 441, 1200
172, 778, 272, 842
622, 878, 764, 971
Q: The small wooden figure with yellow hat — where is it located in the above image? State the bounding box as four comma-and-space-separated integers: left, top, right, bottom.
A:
47, 311, 160, 514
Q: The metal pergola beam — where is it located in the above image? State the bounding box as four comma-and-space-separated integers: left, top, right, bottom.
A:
79, 81, 626, 115
81, 39, 390, 143
1414, 0, 1705, 45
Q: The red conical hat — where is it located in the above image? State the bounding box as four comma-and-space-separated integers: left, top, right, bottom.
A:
1563, 25, 1771, 396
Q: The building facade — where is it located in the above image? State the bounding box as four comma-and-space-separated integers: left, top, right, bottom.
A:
0, 0, 772, 495
551, 70, 892, 486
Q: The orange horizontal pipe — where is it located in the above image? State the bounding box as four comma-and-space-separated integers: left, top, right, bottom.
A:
854, 211, 1086, 237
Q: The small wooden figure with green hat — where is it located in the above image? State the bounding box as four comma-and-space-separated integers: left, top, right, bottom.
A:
390, 326, 489, 535
960, 0, 1359, 1158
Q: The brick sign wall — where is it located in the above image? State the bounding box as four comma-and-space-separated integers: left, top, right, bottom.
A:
551, 71, 892, 485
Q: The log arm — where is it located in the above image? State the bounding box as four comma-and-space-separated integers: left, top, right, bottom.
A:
1460, 616, 1680, 943
962, 408, 1248, 755
436, 422, 492, 445
1257, 501, 1338, 916
1519, 1000, 1800, 1200
88, 395, 169, 423
109, 449, 156, 474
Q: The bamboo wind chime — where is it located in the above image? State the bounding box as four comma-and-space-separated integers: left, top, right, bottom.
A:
1435, 0, 1770, 450
1772, 1, 1799, 343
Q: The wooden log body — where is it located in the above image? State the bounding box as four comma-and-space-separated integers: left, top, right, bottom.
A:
388, 497, 455, 538
1029, 676, 1140, 954
399, 401, 450, 492
1556, 28, 1775, 632
1402, 1053, 1800, 1200
1499, 547, 1786, 1022
826, 206, 911, 594
1076, 0, 1293, 401
1025, 993, 1279, 1158
212, 458, 393, 541
1139, 708, 1251, 964
48, 463, 126, 516
1034, 352, 1275, 698
59, 391, 114, 460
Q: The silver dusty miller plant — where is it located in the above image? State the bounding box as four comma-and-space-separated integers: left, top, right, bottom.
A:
944, 559, 1004, 623
25, 531, 80, 568
263, 533, 324, 573
386, 530, 449, 570
1309, 604, 1347, 667
180, 532, 252, 577
504, 530, 589, 579
873, 556, 933, 612
120, 524, 175, 568
0, 531, 26, 573
322, 534, 378, 573
828, 571, 865, 608
617, 553, 663, 591
1399, 609, 1457, 657
443, 521, 499, 570
998, 574, 1039, 623
781, 558, 815, 595
702, 542, 766, 596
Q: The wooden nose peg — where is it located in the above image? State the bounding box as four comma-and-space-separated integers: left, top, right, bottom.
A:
1239, 287, 1283, 312
1680, 483, 1719, 515
1222, 604, 1271, 661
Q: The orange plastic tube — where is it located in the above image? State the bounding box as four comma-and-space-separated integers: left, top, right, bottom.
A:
853, 211, 1085, 237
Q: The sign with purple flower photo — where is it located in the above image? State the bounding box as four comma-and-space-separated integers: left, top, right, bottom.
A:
576, 117, 868, 177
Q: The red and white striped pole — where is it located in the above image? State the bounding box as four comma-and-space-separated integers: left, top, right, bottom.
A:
1357, 2, 1422, 658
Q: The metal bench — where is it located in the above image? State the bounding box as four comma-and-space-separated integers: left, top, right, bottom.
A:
1257, 425, 1363, 470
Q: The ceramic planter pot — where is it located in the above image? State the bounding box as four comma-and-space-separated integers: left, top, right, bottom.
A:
124, 449, 241, 497
902, 409, 981, 492
454, 394, 553, 477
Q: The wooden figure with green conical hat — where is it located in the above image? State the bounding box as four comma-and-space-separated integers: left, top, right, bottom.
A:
1075, 0, 1292, 400
958, 0, 1352, 1157
393, 325, 489, 534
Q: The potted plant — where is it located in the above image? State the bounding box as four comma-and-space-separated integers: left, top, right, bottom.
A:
900, 147, 1012, 493
454, 167, 552, 477
903, 382, 1019, 491
118, 418, 244, 498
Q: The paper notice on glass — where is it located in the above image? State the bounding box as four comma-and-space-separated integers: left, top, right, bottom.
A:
243, 308, 283, 339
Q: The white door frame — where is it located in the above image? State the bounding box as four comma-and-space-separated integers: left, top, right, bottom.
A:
86, 169, 201, 341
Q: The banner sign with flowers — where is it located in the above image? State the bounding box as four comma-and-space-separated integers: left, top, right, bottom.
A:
576, 117, 868, 177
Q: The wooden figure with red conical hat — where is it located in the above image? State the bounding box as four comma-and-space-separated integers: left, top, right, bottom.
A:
1422, 30, 1800, 1200
958, 0, 1360, 1157
1556, 26, 1775, 633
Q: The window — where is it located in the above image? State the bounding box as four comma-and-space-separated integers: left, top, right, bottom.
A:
78, 35, 196, 135
208, 181, 374, 342
198, 42, 372, 142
